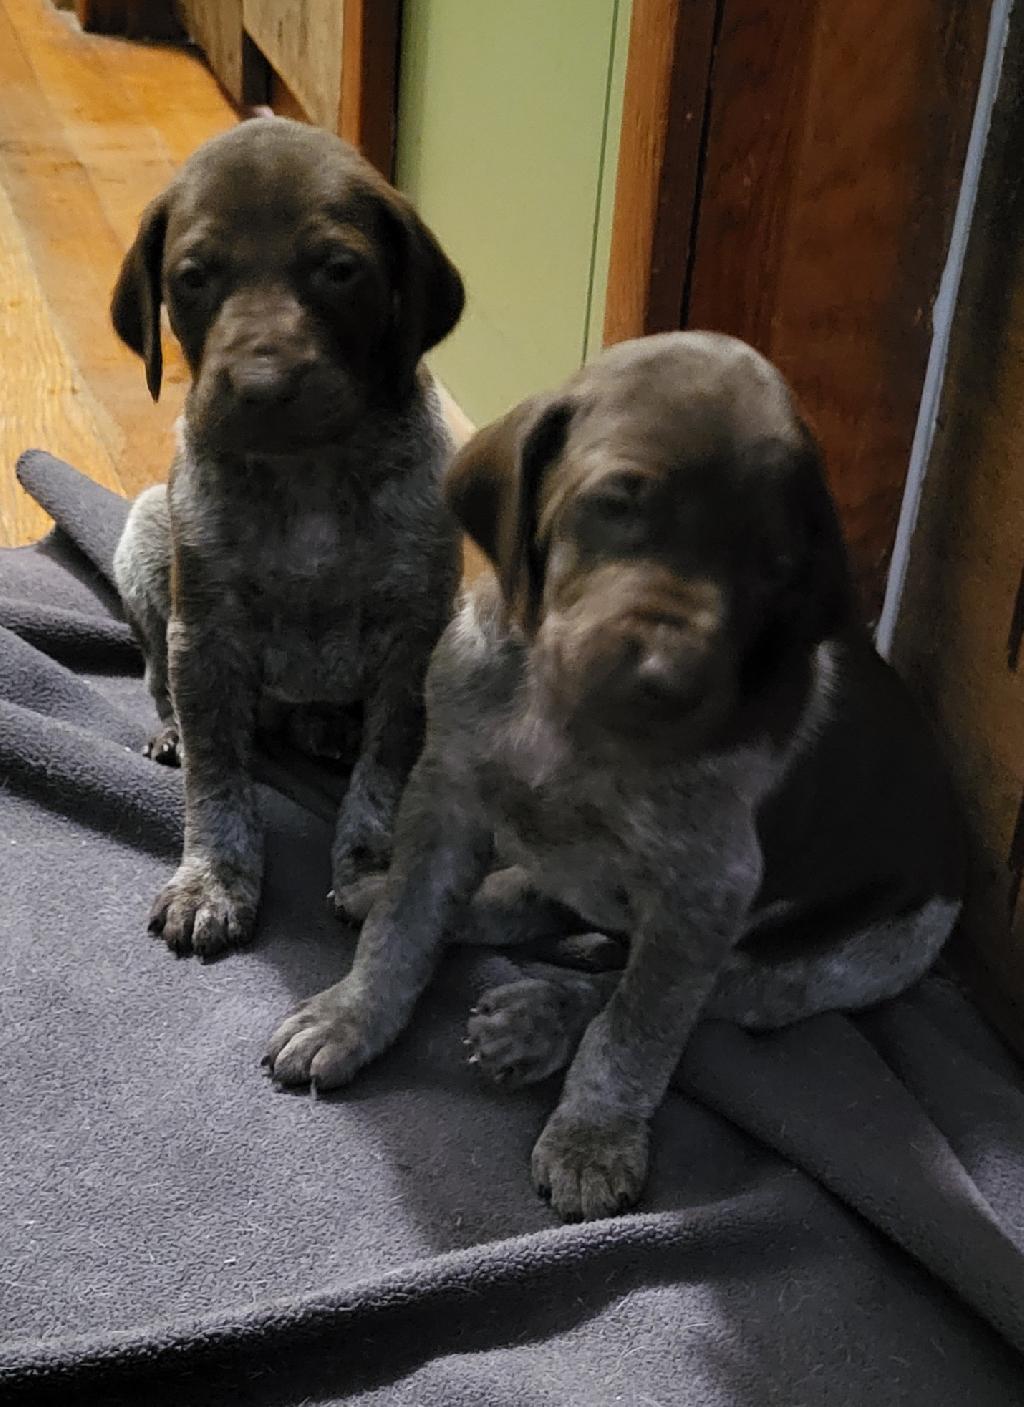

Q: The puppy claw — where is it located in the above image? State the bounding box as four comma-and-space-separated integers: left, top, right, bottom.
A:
144, 725, 182, 768
146, 864, 256, 959
263, 985, 374, 1090
465, 979, 580, 1088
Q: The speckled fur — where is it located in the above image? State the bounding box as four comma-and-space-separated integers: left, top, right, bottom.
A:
112, 120, 462, 958
264, 333, 965, 1221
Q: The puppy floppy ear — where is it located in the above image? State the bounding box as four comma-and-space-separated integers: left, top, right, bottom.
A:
111, 193, 168, 401
380, 192, 464, 392
750, 421, 857, 651
445, 396, 574, 632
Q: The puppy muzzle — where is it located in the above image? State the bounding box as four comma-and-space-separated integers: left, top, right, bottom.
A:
537, 604, 727, 736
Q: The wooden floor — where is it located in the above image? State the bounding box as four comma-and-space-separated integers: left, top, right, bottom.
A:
0, 0, 236, 546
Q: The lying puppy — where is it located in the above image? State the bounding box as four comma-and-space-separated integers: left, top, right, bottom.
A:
112, 119, 463, 958
264, 332, 965, 1220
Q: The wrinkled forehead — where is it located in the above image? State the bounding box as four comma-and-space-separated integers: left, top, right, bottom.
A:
537, 336, 803, 532
165, 132, 380, 250
570, 335, 800, 466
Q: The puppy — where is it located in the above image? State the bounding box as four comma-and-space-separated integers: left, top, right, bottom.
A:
263, 332, 965, 1220
112, 119, 463, 959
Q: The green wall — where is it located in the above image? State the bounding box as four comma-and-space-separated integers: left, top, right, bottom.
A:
396, 0, 630, 425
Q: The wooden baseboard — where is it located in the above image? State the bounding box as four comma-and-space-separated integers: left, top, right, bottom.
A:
75, 0, 182, 40
435, 380, 475, 450
431, 381, 488, 584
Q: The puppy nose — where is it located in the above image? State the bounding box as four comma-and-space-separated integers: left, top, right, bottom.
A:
625, 626, 709, 710
229, 356, 302, 406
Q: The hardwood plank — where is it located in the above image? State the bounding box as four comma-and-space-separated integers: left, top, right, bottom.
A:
0, 5, 135, 495
0, 2, 181, 507
0, 0, 236, 544
0, 177, 122, 545
602, 0, 718, 345
7, 0, 183, 247
93, 31, 238, 164
686, 0, 989, 616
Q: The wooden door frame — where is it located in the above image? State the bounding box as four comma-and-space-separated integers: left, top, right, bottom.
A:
337, 0, 401, 177
602, 0, 719, 345
601, 0, 989, 617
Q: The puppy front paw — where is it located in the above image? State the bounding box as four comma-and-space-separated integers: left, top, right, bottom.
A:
531, 1111, 649, 1221
467, 980, 578, 1087
262, 984, 374, 1090
143, 724, 181, 766
148, 863, 257, 959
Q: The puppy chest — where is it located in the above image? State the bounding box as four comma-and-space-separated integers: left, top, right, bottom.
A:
260, 612, 364, 703
480, 764, 637, 931
483, 765, 600, 849
242, 512, 374, 702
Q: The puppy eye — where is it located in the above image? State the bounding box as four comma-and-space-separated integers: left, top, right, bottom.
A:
318, 255, 359, 288
174, 261, 211, 293
587, 491, 637, 521
572, 491, 648, 554
583, 477, 650, 524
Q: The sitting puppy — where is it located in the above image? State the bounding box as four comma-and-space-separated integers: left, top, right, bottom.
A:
264, 332, 965, 1220
112, 119, 463, 958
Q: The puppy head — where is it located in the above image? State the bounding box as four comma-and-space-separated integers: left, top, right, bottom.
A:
111, 118, 463, 453
446, 332, 855, 749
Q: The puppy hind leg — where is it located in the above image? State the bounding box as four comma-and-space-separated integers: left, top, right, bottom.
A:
114, 484, 179, 763
460, 864, 626, 1087
457, 866, 583, 948
708, 896, 960, 1029
334, 863, 619, 961
467, 964, 619, 1087
462, 868, 628, 970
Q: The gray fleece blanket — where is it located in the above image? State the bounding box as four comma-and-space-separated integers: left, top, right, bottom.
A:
1, 450, 1023, 1407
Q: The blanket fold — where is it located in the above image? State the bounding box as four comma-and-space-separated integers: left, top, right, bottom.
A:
1, 451, 1022, 1407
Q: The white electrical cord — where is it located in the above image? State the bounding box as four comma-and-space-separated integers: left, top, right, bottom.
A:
875, 0, 1015, 658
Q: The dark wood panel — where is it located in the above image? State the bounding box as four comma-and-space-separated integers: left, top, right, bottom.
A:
176, 0, 246, 104
75, 0, 180, 39
893, 8, 1024, 1052
602, 0, 719, 345
687, 0, 990, 616
239, 0, 398, 174
339, 0, 400, 178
